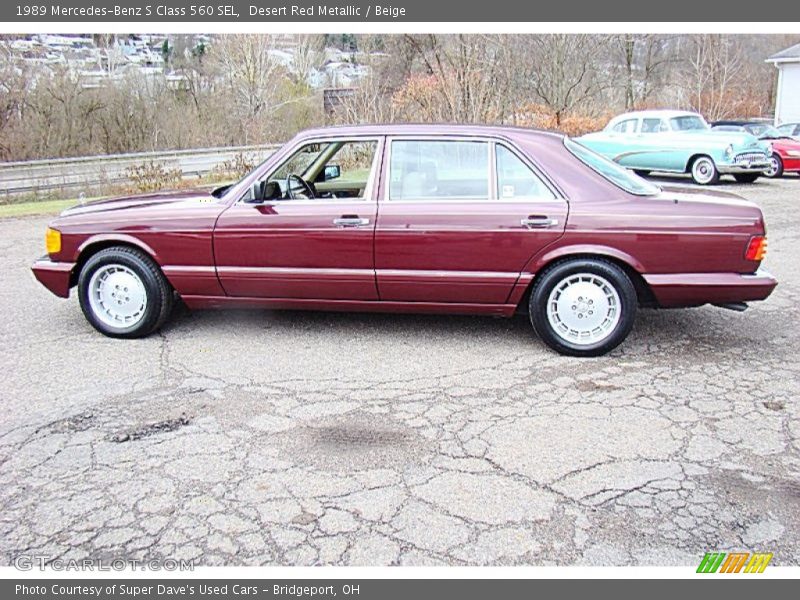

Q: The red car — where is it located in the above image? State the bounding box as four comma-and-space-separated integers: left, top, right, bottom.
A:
713, 120, 800, 178
32, 124, 777, 356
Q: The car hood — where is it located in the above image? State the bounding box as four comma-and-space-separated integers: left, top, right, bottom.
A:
584, 129, 766, 150
769, 137, 800, 152
669, 130, 765, 148
59, 189, 220, 217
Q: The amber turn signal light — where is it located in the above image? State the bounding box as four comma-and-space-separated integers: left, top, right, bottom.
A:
745, 235, 767, 262
45, 227, 61, 255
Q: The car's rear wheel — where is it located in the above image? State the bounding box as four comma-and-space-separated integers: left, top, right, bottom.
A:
529, 258, 637, 357
733, 173, 760, 183
765, 154, 784, 178
633, 170, 651, 177
690, 156, 720, 185
78, 246, 173, 338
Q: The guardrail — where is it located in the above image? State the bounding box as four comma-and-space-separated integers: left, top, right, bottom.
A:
0, 144, 282, 201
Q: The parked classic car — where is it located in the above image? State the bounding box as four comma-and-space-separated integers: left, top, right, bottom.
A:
578, 110, 772, 185
712, 120, 800, 178
777, 122, 800, 141
32, 124, 777, 356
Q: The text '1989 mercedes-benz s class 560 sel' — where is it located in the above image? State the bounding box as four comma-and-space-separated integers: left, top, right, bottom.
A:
31, 124, 778, 356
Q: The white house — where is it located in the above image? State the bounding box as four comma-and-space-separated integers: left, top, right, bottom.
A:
767, 42, 800, 125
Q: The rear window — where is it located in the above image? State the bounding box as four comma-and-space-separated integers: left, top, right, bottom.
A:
564, 138, 660, 196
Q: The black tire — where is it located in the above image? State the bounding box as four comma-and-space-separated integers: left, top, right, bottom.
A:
765, 154, 784, 178
529, 258, 637, 357
733, 173, 760, 184
633, 170, 651, 178
689, 155, 720, 185
78, 246, 173, 338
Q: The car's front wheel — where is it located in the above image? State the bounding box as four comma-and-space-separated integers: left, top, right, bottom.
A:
765, 154, 784, 178
690, 156, 720, 185
78, 246, 173, 338
529, 258, 637, 357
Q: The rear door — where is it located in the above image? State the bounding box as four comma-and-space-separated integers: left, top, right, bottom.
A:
374, 137, 568, 304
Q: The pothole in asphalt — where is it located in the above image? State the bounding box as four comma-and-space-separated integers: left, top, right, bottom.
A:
109, 414, 191, 443
42, 412, 95, 434
763, 400, 785, 411
272, 411, 431, 471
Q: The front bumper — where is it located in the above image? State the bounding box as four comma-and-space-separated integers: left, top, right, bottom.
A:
718, 161, 771, 174
780, 156, 800, 173
31, 256, 75, 298
643, 268, 777, 308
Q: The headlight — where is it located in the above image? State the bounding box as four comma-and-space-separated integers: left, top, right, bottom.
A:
45, 227, 61, 254
724, 144, 734, 159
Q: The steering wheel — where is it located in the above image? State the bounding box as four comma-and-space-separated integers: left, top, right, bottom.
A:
286, 173, 315, 199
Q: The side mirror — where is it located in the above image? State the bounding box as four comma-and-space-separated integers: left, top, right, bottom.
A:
246, 180, 282, 203
323, 164, 341, 181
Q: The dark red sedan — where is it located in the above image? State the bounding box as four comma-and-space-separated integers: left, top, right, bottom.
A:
32, 124, 777, 356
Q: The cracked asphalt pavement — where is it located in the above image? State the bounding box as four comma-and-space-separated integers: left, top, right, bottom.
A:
1, 177, 799, 567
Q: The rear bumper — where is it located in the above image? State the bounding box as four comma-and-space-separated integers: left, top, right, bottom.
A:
643, 269, 777, 308
31, 256, 74, 298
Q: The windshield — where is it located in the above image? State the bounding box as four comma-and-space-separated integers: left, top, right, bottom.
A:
745, 124, 783, 139
565, 138, 661, 196
670, 116, 709, 131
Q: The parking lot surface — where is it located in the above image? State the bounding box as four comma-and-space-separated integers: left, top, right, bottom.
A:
1, 176, 799, 567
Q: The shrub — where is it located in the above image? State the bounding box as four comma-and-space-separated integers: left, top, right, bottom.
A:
124, 161, 183, 193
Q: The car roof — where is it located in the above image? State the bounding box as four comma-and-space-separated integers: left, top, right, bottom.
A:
610, 110, 701, 121
293, 123, 566, 143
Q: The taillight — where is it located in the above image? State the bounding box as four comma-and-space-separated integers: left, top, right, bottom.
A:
745, 235, 767, 261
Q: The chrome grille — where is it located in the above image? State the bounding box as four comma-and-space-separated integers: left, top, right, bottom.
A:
735, 152, 767, 164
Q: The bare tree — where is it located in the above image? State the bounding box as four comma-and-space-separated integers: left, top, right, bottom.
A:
0, 46, 31, 159
396, 34, 510, 123
292, 34, 325, 87
681, 34, 743, 120
512, 34, 612, 125
613, 34, 676, 109
209, 34, 286, 142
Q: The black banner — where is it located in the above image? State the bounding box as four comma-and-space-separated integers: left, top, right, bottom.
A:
5, 579, 800, 600
4, 0, 800, 22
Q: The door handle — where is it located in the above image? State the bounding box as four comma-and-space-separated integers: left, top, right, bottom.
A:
521, 216, 559, 229
333, 216, 370, 228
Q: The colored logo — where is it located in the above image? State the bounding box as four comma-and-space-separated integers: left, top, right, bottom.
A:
697, 552, 773, 573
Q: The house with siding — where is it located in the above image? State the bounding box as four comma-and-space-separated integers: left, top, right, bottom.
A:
767, 43, 800, 125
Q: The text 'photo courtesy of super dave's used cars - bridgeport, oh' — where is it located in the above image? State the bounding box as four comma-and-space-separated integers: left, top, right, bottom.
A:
31, 123, 778, 357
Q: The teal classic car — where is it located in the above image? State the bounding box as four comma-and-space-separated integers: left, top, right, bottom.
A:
577, 110, 772, 185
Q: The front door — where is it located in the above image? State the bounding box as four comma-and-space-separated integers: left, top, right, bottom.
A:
374, 138, 568, 304
213, 137, 383, 300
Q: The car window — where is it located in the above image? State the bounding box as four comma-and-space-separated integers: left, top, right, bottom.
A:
242, 139, 378, 202
611, 119, 638, 134
495, 145, 555, 200
641, 118, 667, 133
670, 116, 709, 131
565, 138, 660, 196
777, 124, 794, 135
270, 143, 324, 182
389, 140, 489, 200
